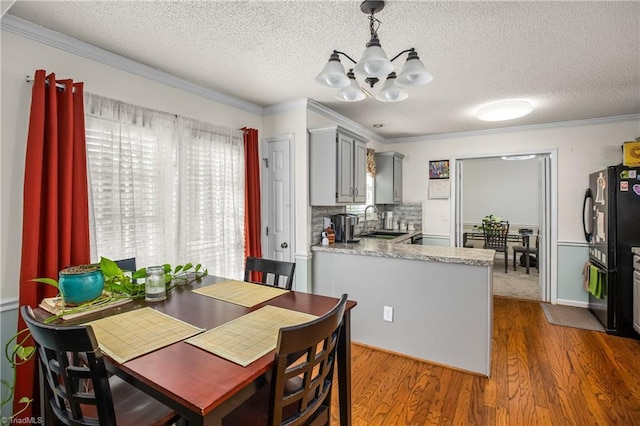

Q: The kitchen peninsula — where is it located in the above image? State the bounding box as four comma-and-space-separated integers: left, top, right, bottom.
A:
311, 238, 495, 376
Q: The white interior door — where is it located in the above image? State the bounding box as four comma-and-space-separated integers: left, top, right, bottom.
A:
263, 135, 293, 262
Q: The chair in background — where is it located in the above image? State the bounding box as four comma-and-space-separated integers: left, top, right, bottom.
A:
244, 257, 296, 290
115, 257, 137, 283
20, 306, 178, 426
513, 234, 539, 273
222, 294, 348, 426
462, 232, 474, 248
114, 257, 136, 272
483, 221, 510, 273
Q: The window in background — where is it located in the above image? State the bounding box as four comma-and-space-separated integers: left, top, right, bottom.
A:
84, 93, 244, 279
346, 173, 375, 215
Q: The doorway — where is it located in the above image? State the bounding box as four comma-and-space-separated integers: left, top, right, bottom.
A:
453, 151, 556, 303
262, 134, 295, 263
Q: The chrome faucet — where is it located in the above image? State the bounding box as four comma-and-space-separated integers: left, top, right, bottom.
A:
363, 205, 379, 235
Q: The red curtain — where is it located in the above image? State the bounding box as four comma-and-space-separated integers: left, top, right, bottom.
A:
13, 70, 90, 419
243, 128, 262, 278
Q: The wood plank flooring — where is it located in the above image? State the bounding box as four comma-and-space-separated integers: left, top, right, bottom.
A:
332, 297, 640, 425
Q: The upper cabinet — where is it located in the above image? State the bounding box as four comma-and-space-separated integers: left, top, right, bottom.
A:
375, 152, 404, 204
309, 126, 367, 206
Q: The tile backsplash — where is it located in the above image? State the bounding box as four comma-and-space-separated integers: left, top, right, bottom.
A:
310, 202, 422, 245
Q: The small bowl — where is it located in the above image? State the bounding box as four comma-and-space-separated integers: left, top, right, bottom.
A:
59, 267, 104, 306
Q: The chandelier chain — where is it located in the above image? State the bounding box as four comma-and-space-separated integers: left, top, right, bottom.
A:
369, 13, 381, 38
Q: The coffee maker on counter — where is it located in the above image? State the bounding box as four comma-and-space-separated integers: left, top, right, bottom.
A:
330, 213, 359, 243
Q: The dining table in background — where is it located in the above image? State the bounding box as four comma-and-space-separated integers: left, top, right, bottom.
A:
464, 230, 538, 274
34, 275, 357, 426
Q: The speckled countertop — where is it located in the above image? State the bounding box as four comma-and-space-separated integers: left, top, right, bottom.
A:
311, 236, 495, 267
632, 247, 640, 255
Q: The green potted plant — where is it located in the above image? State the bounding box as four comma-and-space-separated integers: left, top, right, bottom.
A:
479, 214, 504, 231
1, 257, 207, 420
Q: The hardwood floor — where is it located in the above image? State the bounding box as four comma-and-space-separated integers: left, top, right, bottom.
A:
332, 297, 640, 425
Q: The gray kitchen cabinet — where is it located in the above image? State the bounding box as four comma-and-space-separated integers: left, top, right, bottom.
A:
309, 126, 367, 205
375, 151, 404, 204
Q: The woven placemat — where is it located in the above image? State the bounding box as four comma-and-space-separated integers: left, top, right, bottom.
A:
192, 280, 288, 307
84, 307, 204, 363
186, 305, 317, 367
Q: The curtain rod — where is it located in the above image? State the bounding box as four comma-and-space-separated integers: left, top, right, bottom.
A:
25, 75, 72, 92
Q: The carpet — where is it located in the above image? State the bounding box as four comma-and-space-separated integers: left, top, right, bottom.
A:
492, 256, 541, 301
540, 303, 605, 332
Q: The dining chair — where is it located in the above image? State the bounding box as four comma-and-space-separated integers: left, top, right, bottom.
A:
513, 234, 539, 272
222, 294, 348, 426
244, 257, 296, 290
115, 257, 137, 284
483, 221, 509, 273
20, 306, 179, 426
114, 257, 136, 272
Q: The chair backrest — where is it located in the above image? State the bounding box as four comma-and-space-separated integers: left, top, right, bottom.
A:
269, 294, 348, 426
114, 257, 136, 272
244, 257, 296, 290
20, 306, 116, 426
483, 221, 509, 251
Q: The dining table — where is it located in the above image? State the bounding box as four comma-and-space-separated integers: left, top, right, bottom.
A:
35, 275, 357, 426
464, 230, 538, 273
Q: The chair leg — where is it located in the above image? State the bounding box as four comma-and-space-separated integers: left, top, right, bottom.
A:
513, 249, 517, 271
504, 251, 508, 273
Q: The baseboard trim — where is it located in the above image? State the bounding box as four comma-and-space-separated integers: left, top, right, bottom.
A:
352, 341, 488, 378
555, 298, 589, 309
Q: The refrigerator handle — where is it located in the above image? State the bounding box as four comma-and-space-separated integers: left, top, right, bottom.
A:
582, 188, 593, 242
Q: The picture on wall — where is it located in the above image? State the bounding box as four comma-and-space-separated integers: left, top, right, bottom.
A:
429, 160, 449, 179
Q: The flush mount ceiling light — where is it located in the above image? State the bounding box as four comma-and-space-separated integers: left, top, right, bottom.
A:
476, 100, 534, 121
316, 0, 433, 103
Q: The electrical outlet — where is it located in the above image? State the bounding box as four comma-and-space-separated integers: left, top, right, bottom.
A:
383, 306, 393, 322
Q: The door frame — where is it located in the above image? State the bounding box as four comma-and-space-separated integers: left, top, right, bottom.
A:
450, 148, 558, 304
261, 133, 296, 262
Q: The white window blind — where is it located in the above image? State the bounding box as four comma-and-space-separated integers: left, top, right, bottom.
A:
84, 93, 244, 278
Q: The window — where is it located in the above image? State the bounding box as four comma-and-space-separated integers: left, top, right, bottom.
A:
346, 173, 375, 215
84, 93, 244, 279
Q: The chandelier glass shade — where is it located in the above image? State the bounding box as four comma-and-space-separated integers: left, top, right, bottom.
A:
315, 53, 351, 88
316, 1, 432, 103
375, 72, 408, 102
335, 70, 367, 102
354, 36, 394, 78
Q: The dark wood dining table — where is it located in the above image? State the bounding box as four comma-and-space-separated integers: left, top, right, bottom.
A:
37, 275, 357, 425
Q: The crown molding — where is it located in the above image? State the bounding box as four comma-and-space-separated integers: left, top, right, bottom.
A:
306, 99, 384, 143
262, 98, 309, 116
385, 113, 640, 144
1, 14, 263, 116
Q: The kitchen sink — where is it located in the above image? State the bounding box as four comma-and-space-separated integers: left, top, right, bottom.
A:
359, 231, 408, 239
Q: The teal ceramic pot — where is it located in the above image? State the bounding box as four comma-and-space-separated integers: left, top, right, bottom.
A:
59, 266, 104, 305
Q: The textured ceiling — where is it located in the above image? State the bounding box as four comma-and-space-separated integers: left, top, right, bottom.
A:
5, 1, 640, 139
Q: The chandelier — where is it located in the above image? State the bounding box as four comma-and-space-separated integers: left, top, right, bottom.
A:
316, 0, 433, 102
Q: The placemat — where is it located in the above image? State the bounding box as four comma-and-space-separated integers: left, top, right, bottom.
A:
192, 280, 289, 307
84, 307, 204, 363
186, 305, 317, 367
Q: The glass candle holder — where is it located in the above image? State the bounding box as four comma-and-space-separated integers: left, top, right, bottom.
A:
145, 266, 166, 302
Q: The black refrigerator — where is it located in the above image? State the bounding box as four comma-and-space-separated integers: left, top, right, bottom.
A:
582, 164, 640, 337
